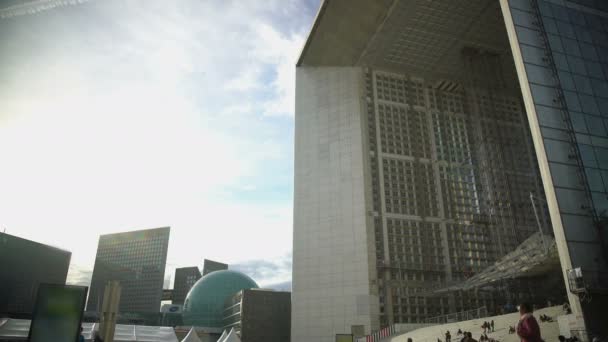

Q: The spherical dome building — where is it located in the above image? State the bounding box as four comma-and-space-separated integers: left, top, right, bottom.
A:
182, 270, 258, 327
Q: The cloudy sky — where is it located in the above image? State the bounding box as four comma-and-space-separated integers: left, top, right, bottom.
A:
0, 0, 319, 289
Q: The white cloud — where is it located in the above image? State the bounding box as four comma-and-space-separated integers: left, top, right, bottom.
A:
0, 0, 315, 283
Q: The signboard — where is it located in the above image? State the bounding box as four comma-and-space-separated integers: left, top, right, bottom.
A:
28, 284, 88, 342
161, 304, 183, 313
336, 334, 354, 342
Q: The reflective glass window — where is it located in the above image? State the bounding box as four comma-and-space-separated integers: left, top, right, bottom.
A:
564, 90, 582, 111
511, 0, 534, 12
585, 114, 606, 136
531, 84, 560, 107
597, 98, 608, 117
553, 52, 570, 71
555, 188, 589, 215
543, 17, 559, 35
572, 111, 589, 133
512, 9, 537, 29
586, 16, 605, 32
544, 139, 574, 164
548, 34, 564, 52
562, 38, 582, 57
550, 162, 584, 189
566, 55, 587, 75
542, 127, 570, 141
586, 168, 605, 192
568, 9, 586, 26
575, 27, 594, 44
556, 20, 576, 39
580, 43, 599, 62
537, 0, 553, 17
598, 46, 608, 64
551, 4, 570, 22
592, 192, 608, 214
579, 143, 598, 167
559, 71, 576, 91
526, 63, 556, 86
591, 79, 608, 98
580, 95, 600, 115
586, 61, 604, 80
517, 26, 544, 47
537, 105, 567, 129
521, 44, 548, 66
573, 75, 593, 94
595, 146, 608, 169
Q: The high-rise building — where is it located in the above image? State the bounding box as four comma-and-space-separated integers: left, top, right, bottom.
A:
0, 232, 71, 315
172, 266, 201, 305
86, 227, 170, 313
202, 259, 228, 276
293, 1, 608, 341
222, 289, 291, 342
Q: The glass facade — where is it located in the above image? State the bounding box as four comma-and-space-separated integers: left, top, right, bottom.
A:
503, 0, 608, 336
172, 266, 201, 305
86, 227, 170, 313
0, 232, 71, 315
508, 0, 608, 283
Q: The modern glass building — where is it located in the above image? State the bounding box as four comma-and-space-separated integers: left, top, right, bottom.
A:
172, 266, 201, 305
202, 259, 228, 276
0, 232, 71, 315
293, 0, 608, 341
86, 227, 170, 313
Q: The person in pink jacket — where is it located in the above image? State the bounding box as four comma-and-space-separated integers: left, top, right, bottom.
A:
517, 302, 543, 342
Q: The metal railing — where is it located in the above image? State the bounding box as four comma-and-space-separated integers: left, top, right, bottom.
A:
424, 306, 488, 324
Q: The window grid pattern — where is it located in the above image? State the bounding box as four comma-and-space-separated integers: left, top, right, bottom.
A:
370, 69, 549, 324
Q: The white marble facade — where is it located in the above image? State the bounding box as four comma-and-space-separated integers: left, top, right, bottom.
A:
293, 67, 379, 342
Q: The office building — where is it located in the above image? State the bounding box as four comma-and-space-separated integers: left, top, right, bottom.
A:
0, 232, 71, 315
223, 289, 291, 342
293, 1, 608, 341
173, 266, 201, 305
86, 227, 170, 313
202, 259, 228, 276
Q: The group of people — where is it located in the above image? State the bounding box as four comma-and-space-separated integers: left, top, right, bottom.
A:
451, 303, 543, 342
482, 321, 495, 334
440, 329, 492, 342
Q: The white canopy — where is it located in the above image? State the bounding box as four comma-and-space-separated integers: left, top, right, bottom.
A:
223, 328, 241, 342
0, 318, 29, 340
0, 319, 178, 342
180, 327, 202, 342
217, 330, 228, 342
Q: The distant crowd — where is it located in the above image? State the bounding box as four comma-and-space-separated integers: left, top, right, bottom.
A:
432, 302, 551, 342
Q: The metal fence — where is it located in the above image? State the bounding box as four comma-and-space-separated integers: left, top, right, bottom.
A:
424, 306, 488, 324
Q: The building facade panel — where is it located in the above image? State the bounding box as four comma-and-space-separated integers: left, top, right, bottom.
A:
0, 233, 71, 315
293, 67, 379, 342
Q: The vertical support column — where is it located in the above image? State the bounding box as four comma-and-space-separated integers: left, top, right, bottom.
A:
372, 70, 393, 325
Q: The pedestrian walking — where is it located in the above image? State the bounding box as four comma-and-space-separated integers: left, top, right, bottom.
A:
517, 303, 543, 342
